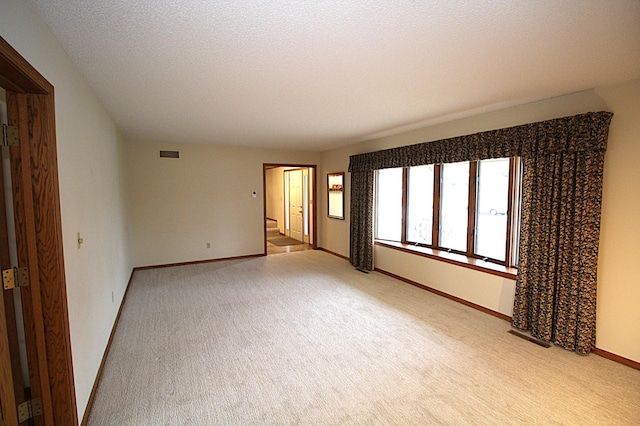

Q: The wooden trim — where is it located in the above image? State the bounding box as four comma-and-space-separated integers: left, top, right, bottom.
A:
0, 36, 51, 94
263, 163, 318, 169
9, 90, 54, 424
317, 247, 349, 261
80, 269, 136, 425
467, 161, 477, 254
509, 158, 523, 267
374, 267, 512, 321
311, 167, 317, 247
134, 253, 265, 271
1, 35, 78, 424
400, 167, 407, 242
592, 348, 640, 371
504, 158, 516, 265
263, 166, 268, 255
33, 91, 77, 423
432, 164, 441, 246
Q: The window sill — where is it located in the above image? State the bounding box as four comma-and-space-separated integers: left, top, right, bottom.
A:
374, 240, 517, 280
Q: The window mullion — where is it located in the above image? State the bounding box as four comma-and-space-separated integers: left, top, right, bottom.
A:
467, 161, 478, 255
432, 164, 441, 247
505, 158, 516, 266
510, 157, 523, 268
401, 167, 408, 243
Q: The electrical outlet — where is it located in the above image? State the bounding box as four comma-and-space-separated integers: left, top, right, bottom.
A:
206, 242, 211, 248
111, 291, 114, 303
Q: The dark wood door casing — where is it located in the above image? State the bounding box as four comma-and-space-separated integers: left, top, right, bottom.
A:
1, 35, 78, 425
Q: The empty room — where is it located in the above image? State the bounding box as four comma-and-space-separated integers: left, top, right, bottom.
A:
1, 0, 639, 424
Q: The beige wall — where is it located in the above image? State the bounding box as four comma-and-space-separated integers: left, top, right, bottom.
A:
0, 0, 133, 418
319, 82, 640, 363
126, 142, 318, 267
266, 167, 286, 234
594, 81, 640, 362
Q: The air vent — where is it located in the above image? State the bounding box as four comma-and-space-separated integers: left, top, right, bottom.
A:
508, 329, 551, 348
159, 150, 179, 159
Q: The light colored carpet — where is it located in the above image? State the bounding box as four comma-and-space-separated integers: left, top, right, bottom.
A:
87, 251, 640, 425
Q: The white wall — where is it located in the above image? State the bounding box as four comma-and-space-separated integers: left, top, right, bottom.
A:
319, 83, 640, 363
0, 0, 133, 419
126, 141, 318, 267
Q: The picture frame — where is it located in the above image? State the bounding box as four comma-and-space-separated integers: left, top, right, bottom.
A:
327, 172, 345, 220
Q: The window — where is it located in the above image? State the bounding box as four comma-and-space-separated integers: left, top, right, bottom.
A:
406, 165, 434, 245
475, 158, 510, 261
439, 161, 469, 252
375, 158, 522, 268
375, 167, 403, 241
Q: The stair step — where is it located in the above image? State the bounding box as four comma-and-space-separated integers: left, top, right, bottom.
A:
266, 219, 278, 229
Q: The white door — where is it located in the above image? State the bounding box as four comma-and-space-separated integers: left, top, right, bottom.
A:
288, 169, 304, 242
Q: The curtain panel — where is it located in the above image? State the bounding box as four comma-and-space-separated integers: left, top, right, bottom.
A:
349, 170, 375, 271
348, 111, 613, 354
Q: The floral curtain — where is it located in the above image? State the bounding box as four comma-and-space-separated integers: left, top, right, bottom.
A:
348, 111, 613, 353
349, 170, 375, 271
513, 119, 610, 354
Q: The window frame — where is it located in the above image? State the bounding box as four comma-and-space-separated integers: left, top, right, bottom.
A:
375, 157, 521, 270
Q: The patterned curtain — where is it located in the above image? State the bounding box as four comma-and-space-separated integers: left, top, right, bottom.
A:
349, 170, 375, 271
512, 120, 609, 354
348, 111, 613, 353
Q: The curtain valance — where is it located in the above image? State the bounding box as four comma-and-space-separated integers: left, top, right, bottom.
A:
348, 112, 612, 172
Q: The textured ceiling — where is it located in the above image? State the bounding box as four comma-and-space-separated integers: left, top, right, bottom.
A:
29, 0, 640, 151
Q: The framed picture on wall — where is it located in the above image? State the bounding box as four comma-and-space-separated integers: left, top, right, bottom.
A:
327, 172, 345, 220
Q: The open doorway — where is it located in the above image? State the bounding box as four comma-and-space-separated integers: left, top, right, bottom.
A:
263, 164, 316, 255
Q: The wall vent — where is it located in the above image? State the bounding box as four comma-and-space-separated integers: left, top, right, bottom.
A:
508, 329, 551, 348
159, 150, 179, 159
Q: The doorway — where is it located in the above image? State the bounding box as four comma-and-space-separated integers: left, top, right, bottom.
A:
0, 36, 77, 424
263, 164, 316, 255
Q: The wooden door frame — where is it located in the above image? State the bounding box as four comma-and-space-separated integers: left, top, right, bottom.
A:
263, 164, 317, 254
0, 36, 77, 424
